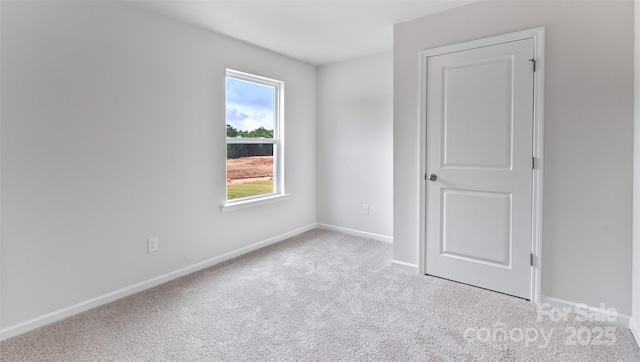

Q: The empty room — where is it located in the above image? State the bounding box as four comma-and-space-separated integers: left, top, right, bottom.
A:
2, 0, 640, 360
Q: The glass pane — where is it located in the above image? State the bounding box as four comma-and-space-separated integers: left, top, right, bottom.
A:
226, 77, 275, 139
227, 143, 274, 200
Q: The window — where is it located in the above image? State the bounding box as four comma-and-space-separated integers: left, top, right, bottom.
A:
224, 69, 285, 208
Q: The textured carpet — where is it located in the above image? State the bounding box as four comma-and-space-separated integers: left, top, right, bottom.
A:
1, 229, 639, 361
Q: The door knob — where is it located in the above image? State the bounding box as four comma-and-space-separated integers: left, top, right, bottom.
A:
429, 174, 437, 181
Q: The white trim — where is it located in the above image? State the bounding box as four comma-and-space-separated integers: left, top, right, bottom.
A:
530, 27, 546, 306
391, 260, 419, 273
540, 295, 631, 329
316, 223, 393, 243
630, 318, 640, 349
221, 193, 290, 212
0, 223, 317, 341
418, 27, 545, 303
226, 68, 282, 88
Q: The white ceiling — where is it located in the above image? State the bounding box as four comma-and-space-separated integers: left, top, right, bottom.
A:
127, 0, 475, 66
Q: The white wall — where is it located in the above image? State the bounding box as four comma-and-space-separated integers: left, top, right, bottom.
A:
394, 1, 634, 314
633, 0, 640, 344
0, 1, 316, 330
317, 52, 393, 239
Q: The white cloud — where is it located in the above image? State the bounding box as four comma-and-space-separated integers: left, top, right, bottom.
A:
227, 102, 274, 132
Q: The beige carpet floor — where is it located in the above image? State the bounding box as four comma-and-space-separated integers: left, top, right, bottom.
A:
1, 229, 639, 361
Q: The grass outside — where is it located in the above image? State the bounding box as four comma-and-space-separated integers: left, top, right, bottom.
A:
227, 180, 274, 200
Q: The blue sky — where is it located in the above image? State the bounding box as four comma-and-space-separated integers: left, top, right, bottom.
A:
226, 78, 274, 132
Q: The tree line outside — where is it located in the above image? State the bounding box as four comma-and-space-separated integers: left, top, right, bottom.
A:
226, 125, 275, 159
226, 125, 273, 138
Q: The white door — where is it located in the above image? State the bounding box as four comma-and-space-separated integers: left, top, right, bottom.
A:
425, 38, 534, 299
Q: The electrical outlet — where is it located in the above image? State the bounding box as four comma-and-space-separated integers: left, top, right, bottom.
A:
362, 204, 369, 215
147, 237, 159, 253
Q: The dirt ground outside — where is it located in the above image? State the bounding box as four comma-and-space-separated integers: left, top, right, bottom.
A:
227, 156, 273, 184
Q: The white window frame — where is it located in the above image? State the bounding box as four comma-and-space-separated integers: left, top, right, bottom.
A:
221, 69, 287, 212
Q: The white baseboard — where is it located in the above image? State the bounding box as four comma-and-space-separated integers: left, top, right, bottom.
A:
391, 260, 419, 273
0, 223, 317, 341
630, 318, 640, 349
316, 223, 393, 243
540, 295, 631, 329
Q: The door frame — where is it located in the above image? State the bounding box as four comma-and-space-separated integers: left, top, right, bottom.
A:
418, 27, 545, 303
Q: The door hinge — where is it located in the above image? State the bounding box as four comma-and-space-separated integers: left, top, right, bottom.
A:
532, 156, 535, 170
529, 58, 536, 72
530, 253, 535, 267
425, 173, 427, 180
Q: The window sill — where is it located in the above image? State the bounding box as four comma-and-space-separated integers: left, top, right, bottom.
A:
220, 194, 290, 213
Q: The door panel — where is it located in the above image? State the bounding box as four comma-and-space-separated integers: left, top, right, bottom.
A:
442, 58, 513, 169
425, 38, 534, 299
442, 189, 512, 267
